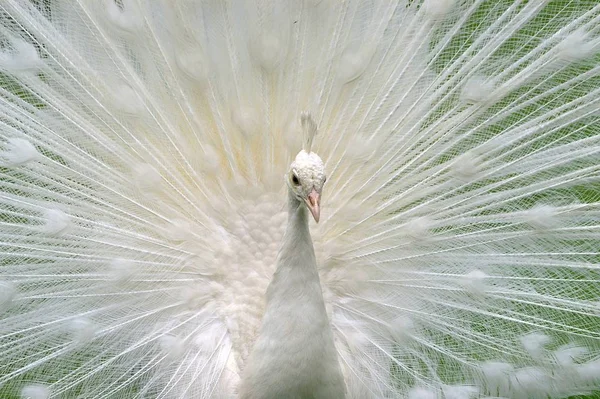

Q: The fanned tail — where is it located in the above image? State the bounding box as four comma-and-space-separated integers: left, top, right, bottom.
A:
0, 1, 599, 398
316, 1, 600, 397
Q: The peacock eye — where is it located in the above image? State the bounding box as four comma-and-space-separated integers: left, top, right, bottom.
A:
292, 174, 300, 185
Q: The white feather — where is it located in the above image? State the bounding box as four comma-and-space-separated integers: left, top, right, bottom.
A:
0, 138, 39, 166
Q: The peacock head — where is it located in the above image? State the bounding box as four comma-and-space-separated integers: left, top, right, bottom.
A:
287, 150, 327, 223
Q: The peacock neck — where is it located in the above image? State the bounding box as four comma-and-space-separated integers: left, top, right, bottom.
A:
238, 189, 346, 398
286, 192, 310, 241
274, 188, 318, 283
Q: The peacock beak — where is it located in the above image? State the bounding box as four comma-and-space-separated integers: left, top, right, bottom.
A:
305, 188, 320, 223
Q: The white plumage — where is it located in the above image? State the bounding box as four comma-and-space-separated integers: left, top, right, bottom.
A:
0, 1, 599, 398
239, 150, 345, 398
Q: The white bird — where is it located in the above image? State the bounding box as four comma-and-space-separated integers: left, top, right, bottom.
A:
239, 147, 346, 399
0, 1, 599, 398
